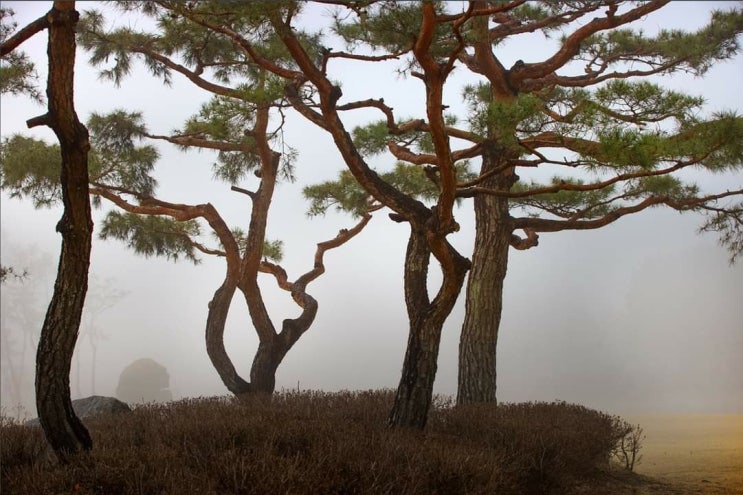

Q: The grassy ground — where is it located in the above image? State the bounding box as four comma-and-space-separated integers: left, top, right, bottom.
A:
626, 414, 743, 494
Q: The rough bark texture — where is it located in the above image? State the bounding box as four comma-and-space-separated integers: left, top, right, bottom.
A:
249, 340, 284, 393
457, 143, 515, 405
205, 279, 252, 395
32, 1, 94, 461
388, 227, 469, 429
204, 279, 288, 396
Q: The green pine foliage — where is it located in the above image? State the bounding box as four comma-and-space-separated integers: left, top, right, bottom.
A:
304, 170, 373, 218
314, 2, 743, 261
0, 8, 42, 102
1, 135, 62, 207
78, 2, 322, 89
99, 211, 202, 264
87, 111, 159, 197
0, 116, 210, 264
304, 161, 474, 217
576, 9, 743, 76
211, 228, 284, 262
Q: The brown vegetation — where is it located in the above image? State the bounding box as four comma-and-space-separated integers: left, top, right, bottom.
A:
2, 390, 652, 494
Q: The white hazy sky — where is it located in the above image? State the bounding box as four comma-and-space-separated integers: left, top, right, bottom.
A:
1, 1, 742, 418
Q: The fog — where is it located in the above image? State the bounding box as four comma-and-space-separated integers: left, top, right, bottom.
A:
1, 1, 741, 420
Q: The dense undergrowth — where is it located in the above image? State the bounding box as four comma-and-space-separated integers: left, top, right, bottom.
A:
1, 390, 641, 494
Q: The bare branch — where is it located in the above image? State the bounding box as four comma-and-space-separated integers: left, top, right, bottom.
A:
230, 185, 255, 200
144, 132, 247, 152
296, 212, 373, 288
327, 49, 405, 63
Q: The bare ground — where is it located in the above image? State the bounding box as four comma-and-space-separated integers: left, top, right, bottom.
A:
608, 414, 743, 495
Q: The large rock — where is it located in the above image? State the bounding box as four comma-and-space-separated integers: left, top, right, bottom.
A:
71, 395, 131, 418
116, 358, 173, 404
25, 396, 131, 426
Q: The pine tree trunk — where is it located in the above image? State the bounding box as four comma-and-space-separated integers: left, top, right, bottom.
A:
34, 1, 93, 461
205, 279, 252, 395
388, 315, 447, 429
249, 340, 284, 394
389, 227, 468, 429
206, 275, 311, 397
457, 144, 515, 405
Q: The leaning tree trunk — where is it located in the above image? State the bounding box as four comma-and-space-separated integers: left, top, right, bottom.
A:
457, 144, 516, 405
388, 227, 469, 429
205, 277, 252, 395
245, 292, 320, 395
33, 1, 93, 461
207, 276, 321, 397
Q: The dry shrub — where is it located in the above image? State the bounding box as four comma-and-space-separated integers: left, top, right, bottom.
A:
1, 391, 638, 494
0, 414, 47, 471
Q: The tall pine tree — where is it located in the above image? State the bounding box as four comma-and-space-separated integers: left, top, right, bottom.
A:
322, 1, 743, 408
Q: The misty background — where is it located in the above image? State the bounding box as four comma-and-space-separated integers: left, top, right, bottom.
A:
1, 1, 741, 419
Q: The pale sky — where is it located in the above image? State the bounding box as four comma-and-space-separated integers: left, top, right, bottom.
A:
1, 1, 742, 419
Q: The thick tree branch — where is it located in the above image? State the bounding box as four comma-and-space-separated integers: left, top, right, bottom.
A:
91, 186, 203, 221
388, 141, 482, 166
0, 13, 48, 56
461, 160, 696, 199
413, 2, 458, 235
510, 228, 539, 250
513, 189, 743, 233
230, 185, 256, 200
273, 13, 431, 224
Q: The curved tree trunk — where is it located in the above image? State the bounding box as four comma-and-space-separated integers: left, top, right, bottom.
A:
388, 227, 469, 429
206, 278, 282, 396
205, 278, 252, 395
33, 1, 93, 461
249, 340, 283, 394
207, 278, 321, 397
457, 144, 516, 405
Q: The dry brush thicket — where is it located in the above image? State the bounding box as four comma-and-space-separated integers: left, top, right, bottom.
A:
2, 390, 643, 494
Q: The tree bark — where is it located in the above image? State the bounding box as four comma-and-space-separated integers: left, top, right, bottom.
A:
32, 1, 94, 461
388, 227, 469, 429
249, 339, 283, 394
205, 278, 252, 395
457, 143, 516, 405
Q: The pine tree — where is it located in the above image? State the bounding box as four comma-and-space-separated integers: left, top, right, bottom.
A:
72, 0, 473, 429
2, 1, 94, 461
3, 7, 374, 398
123, 0, 742, 428
314, 1, 743, 408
